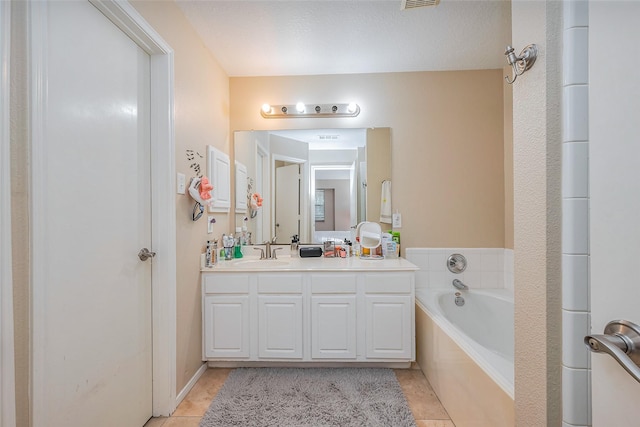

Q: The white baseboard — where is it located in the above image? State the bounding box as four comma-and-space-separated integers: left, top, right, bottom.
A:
175, 362, 207, 409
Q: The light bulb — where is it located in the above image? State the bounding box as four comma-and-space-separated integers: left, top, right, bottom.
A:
261, 103, 271, 114
296, 102, 305, 113
347, 103, 358, 113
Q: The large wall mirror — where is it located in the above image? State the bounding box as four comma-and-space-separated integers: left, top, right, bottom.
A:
234, 128, 391, 244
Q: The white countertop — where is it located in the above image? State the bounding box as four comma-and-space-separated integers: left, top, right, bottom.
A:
201, 254, 418, 273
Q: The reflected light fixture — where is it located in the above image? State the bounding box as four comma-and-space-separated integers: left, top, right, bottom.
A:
260, 102, 360, 118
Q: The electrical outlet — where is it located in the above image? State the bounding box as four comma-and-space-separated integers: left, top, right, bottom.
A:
177, 173, 186, 194
392, 212, 402, 228
207, 216, 214, 234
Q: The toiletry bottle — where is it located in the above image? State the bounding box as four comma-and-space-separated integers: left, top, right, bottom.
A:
241, 225, 249, 254
354, 237, 361, 257
392, 231, 401, 257
234, 240, 243, 258
205, 240, 213, 267
222, 234, 234, 260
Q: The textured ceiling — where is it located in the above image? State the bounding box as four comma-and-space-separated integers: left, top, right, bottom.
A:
175, 0, 512, 77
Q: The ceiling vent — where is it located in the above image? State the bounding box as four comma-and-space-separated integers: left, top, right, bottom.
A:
401, 0, 440, 9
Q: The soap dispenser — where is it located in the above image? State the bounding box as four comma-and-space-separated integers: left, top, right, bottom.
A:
290, 234, 299, 256
233, 227, 243, 258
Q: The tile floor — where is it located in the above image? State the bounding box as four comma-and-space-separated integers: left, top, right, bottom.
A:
144, 365, 455, 427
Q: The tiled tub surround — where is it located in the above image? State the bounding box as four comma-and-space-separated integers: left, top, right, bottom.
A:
561, 1, 591, 426
406, 248, 515, 427
406, 248, 514, 293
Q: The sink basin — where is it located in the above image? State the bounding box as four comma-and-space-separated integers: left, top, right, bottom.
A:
232, 259, 290, 268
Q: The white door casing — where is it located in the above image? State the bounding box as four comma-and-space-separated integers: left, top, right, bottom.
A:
0, 1, 17, 426
589, 1, 640, 425
30, 0, 176, 423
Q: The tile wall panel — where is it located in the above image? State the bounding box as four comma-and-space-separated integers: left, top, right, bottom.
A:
562, 1, 590, 425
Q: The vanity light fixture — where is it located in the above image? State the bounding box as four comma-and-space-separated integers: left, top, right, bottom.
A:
504, 44, 538, 84
260, 103, 360, 118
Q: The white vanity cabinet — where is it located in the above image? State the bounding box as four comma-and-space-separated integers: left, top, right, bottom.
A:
201, 258, 417, 366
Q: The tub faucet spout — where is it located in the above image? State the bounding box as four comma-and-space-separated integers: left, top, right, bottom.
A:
452, 279, 469, 291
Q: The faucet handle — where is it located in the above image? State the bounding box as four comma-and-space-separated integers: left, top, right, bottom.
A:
271, 247, 283, 260
253, 247, 265, 260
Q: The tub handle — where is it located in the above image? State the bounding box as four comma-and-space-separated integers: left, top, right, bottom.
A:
584, 319, 640, 383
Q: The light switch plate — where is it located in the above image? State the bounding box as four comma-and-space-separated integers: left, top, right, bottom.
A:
177, 173, 186, 194
392, 212, 402, 228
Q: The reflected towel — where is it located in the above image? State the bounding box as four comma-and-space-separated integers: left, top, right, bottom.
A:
380, 180, 392, 224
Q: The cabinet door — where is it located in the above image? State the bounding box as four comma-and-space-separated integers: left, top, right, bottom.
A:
203, 295, 249, 359
207, 145, 231, 212
258, 295, 303, 359
365, 295, 412, 359
311, 295, 357, 359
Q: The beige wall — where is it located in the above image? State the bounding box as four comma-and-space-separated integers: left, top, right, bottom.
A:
131, 1, 231, 394
230, 70, 506, 252
503, 66, 514, 250
512, 1, 562, 425
365, 128, 391, 231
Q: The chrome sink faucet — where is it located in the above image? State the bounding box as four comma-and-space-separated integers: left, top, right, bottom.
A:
254, 240, 282, 260
452, 279, 469, 291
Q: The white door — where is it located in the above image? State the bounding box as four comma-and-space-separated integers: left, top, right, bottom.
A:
275, 163, 300, 243
33, 2, 152, 426
589, 2, 640, 424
